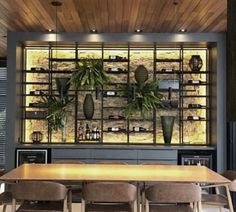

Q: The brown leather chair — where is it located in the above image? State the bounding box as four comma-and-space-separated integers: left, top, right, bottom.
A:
11, 181, 68, 212
82, 182, 137, 212
202, 170, 236, 210
144, 183, 202, 212
0, 169, 14, 212
53, 160, 85, 212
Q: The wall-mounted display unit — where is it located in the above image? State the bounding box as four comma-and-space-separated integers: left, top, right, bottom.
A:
21, 43, 210, 145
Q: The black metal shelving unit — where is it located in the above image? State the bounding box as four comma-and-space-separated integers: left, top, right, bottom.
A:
22, 44, 210, 145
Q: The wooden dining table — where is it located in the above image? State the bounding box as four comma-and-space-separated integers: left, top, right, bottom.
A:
0, 163, 234, 212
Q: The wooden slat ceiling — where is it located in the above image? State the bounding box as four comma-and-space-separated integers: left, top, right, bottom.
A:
0, 0, 227, 57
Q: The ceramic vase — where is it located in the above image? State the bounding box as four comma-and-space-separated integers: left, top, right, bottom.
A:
161, 116, 175, 144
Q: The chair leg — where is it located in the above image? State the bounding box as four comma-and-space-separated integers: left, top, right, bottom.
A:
68, 190, 72, 212
197, 201, 202, 212
2, 204, 7, 212
11, 199, 16, 212
63, 196, 68, 212
225, 185, 234, 212
81, 198, 85, 212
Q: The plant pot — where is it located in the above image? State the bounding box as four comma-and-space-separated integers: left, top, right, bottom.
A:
135, 65, 148, 84
189, 55, 203, 71
161, 116, 175, 144
56, 78, 70, 98
83, 94, 94, 119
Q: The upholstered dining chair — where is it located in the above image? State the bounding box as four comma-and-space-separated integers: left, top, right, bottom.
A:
201, 170, 236, 211
11, 181, 68, 212
82, 182, 137, 212
0, 169, 13, 212
53, 160, 85, 212
144, 183, 202, 212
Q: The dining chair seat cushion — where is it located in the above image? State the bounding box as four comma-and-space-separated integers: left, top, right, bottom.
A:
0, 191, 12, 204
202, 194, 228, 206
85, 202, 132, 212
149, 204, 194, 212
16, 201, 64, 212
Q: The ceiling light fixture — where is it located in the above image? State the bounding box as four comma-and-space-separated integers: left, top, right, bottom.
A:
135, 29, 142, 33
90, 29, 97, 33
179, 28, 187, 33
47, 29, 54, 32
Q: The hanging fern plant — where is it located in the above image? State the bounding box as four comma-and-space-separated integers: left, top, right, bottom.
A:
69, 58, 109, 90
123, 81, 163, 118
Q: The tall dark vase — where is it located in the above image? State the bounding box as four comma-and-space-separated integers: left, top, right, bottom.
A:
161, 116, 175, 144
83, 94, 94, 119
134, 65, 148, 84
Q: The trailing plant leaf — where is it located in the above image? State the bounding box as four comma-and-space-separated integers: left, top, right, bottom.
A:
70, 58, 109, 90
39, 96, 72, 132
122, 80, 164, 118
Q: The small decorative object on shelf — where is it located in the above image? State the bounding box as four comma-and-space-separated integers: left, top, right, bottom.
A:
135, 65, 148, 84
189, 55, 203, 71
187, 116, 204, 120
30, 67, 45, 71
31, 131, 43, 144
29, 102, 45, 107
161, 116, 175, 144
188, 104, 202, 108
133, 127, 147, 132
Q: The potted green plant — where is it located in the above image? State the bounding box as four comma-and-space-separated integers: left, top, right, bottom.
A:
39, 78, 72, 142
122, 80, 163, 118
70, 58, 109, 119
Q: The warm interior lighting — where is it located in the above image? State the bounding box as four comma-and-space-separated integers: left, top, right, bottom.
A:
47, 29, 54, 32
90, 29, 97, 33
135, 29, 142, 33
179, 28, 187, 33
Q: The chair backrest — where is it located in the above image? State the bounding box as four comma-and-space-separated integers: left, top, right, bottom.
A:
12, 181, 68, 201
97, 161, 128, 165
145, 183, 201, 203
53, 160, 85, 164
82, 182, 137, 202
222, 170, 236, 191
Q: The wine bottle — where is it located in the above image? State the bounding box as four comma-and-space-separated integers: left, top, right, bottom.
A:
96, 128, 100, 140
133, 127, 147, 132
85, 124, 90, 140
188, 104, 202, 108
104, 91, 117, 97
77, 122, 84, 141
187, 116, 204, 120
92, 127, 97, 140
188, 80, 201, 84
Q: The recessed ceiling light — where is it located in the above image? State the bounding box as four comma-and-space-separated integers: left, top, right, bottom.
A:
51, 1, 62, 7
90, 29, 97, 33
47, 29, 54, 32
135, 29, 142, 33
179, 28, 187, 33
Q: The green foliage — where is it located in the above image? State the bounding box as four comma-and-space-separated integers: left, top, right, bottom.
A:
39, 78, 72, 132
122, 81, 163, 118
70, 59, 109, 90
40, 96, 70, 132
